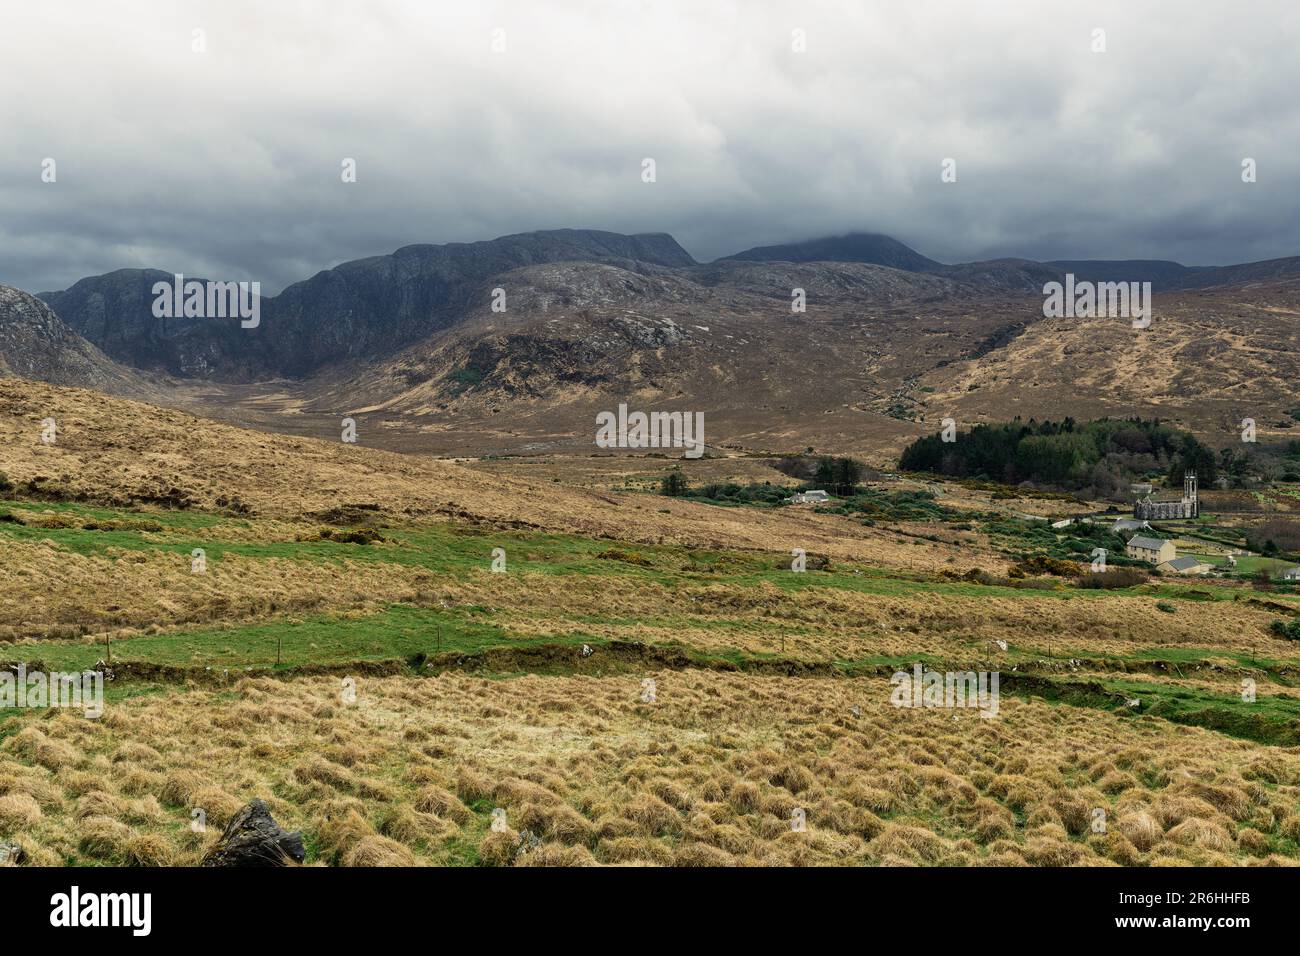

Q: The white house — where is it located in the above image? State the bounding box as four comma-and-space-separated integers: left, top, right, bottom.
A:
785, 490, 830, 505
1112, 518, 1151, 533
1283, 567, 1300, 582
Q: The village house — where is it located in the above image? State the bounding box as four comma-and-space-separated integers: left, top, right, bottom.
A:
1126, 535, 1176, 566
785, 490, 830, 505
1283, 567, 1300, 582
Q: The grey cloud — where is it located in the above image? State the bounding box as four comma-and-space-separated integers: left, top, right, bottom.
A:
1, 0, 1297, 294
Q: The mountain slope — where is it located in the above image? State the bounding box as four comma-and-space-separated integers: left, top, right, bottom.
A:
0, 283, 156, 398
41, 227, 1300, 388
1047, 259, 1195, 287
719, 232, 941, 271
24, 228, 1300, 461
37, 268, 258, 378
912, 279, 1300, 448
40, 229, 697, 381
252, 258, 1055, 458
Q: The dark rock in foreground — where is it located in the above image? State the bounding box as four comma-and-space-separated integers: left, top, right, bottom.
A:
201, 799, 306, 867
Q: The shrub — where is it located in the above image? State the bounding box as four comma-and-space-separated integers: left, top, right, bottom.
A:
1075, 567, 1148, 590
1013, 555, 1083, 577
1269, 619, 1300, 641
659, 468, 689, 497
315, 527, 384, 544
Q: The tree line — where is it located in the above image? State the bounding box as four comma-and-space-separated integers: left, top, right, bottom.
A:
898, 417, 1218, 494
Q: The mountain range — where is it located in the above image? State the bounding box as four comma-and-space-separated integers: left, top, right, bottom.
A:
4, 228, 1299, 460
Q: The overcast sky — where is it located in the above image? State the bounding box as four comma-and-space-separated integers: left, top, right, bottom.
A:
2, 0, 1298, 294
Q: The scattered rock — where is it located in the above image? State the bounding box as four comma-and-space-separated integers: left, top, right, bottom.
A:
0, 841, 24, 866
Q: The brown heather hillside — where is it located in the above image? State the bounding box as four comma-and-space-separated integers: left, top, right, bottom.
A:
918, 281, 1300, 450
0, 378, 991, 571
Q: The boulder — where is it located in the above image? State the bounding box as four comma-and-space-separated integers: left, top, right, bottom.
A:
201, 799, 305, 867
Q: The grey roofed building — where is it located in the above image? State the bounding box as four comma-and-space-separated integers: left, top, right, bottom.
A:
1112, 518, 1150, 532
1127, 536, 1169, 551
1163, 556, 1206, 572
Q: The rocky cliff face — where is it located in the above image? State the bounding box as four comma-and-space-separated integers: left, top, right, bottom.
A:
38, 268, 255, 378
0, 284, 155, 397
40, 229, 697, 380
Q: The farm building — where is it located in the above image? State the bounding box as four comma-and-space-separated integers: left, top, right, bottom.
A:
1112, 518, 1151, 533
1158, 556, 1212, 576
1284, 567, 1300, 581
785, 490, 830, 504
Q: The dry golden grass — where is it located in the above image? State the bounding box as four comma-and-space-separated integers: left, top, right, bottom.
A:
5, 530, 1294, 664
467, 573, 1296, 660
0, 537, 433, 640
0, 380, 992, 572
3, 671, 1299, 867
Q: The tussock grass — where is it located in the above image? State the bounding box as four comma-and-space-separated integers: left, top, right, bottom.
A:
3, 670, 1298, 866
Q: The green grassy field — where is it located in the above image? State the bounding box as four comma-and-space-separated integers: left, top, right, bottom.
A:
6, 496, 1300, 748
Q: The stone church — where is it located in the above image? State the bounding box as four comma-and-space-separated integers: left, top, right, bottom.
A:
1134, 472, 1198, 520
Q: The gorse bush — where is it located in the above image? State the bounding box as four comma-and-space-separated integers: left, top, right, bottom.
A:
841, 489, 959, 522
1013, 555, 1083, 577
659, 468, 689, 497
688, 481, 787, 506
963, 569, 1061, 590
1075, 568, 1148, 590
1270, 619, 1300, 641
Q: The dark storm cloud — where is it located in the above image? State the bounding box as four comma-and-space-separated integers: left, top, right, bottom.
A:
1, 0, 1297, 294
